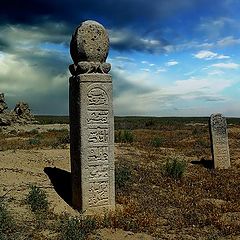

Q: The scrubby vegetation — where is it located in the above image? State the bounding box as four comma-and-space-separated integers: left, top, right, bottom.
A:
0, 198, 14, 239
163, 156, 187, 180
0, 117, 240, 239
26, 185, 49, 213
0, 128, 69, 151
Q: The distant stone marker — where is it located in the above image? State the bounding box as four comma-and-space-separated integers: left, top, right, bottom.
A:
210, 113, 230, 169
69, 20, 115, 213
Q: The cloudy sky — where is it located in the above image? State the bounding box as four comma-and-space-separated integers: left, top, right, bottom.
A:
1, 0, 240, 116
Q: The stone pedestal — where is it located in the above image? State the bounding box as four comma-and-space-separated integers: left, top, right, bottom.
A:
69, 20, 115, 213
210, 113, 230, 169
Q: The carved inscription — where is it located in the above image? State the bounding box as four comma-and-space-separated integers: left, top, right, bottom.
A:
86, 86, 110, 207
88, 127, 109, 144
88, 88, 108, 106
210, 113, 230, 169
89, 181, 109, 207
87, 110, 109, 124
87, 146, 109, 163
89, 164, 109, 180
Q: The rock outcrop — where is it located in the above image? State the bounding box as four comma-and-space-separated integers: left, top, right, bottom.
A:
0, 93, 11, 126
0, 93, 8, 113
11, 102, 36, 124
0, 94, 37, 126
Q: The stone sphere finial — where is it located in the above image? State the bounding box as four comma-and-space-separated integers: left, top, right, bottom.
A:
70, 20, 110, 64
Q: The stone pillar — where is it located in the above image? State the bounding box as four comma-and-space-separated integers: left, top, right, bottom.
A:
209, 113, 230, 169
69, 20, 115, 213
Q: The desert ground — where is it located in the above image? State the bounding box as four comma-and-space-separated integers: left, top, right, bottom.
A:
0, 117, 240, 239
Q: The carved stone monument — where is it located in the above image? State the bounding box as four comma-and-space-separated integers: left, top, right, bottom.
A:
210, 113, 230, 169
69, 20, 115, 213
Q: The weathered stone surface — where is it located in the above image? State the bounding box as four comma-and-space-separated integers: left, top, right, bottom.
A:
0, 93, 8, 113
0, 113, 11, 126
11, 102, 36, 124
69, 20, 115, 213
70, 20, 109, 64
0, 96, 37, 126
210, 113, 230, 169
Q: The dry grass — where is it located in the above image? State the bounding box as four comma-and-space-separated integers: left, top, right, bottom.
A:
110, 120, 240, 239
0, 129, 69, 151
0, 117, 240, 239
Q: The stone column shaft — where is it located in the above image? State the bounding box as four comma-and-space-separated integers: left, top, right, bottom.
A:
69, 73, 115, 212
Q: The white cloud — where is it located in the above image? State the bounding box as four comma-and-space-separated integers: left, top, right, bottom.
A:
194, 50, 217, 59
113, 65, 233, 116
166, 60, 179, 66
198, 17, 235, 39
114, 56, 134, 62
217, 36, 240, 47
193, 50, 230, 60
211, 62, 239, 69
156, 68, 167, 73
166, 77, 231, 96
140, 68, 150, 72
141, 61, 155, 67
217, 54, 230, 59
208, 69, 224, 75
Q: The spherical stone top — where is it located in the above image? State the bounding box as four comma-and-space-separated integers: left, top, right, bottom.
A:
70, 20, 110, 64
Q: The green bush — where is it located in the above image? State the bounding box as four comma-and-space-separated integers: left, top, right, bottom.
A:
59, 216, 97, 240
29, 137, 40, 145
163, 156, 187, 180
151, 137, 164, 147
115, 130, 134, 143
115, 165, 131, 189
26, 185, 49, 213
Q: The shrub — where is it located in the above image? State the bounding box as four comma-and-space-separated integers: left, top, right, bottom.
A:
50, 130, 70, 148
29, 137, 40, 145
29, 129, 39, 135
151, 137, 164, 147
57, 132, 70, 145
145, 119, 155, 127
26, 185, 49, 213
59, 216, 97, 240
163, 156, 187, 180
115, 130, 134, 143
115, 165, 131, 189
0, 199, 14, 238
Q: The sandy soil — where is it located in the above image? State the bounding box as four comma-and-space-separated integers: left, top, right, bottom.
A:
0, 124, 154, 239
1, 123, 240, 239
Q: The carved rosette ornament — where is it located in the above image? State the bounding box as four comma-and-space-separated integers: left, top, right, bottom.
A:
69, 20, 111, 75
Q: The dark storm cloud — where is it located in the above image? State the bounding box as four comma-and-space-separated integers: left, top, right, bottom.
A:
0, 0, 227, 54
109, 29, 171, 53
0, 0, 206, 53
0, 0, 194, 26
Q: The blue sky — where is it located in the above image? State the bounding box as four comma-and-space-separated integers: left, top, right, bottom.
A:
0, 0, 240, 116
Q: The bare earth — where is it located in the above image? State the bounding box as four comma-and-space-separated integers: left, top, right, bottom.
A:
0, 124, 154, 240
1, 123, 240, 239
